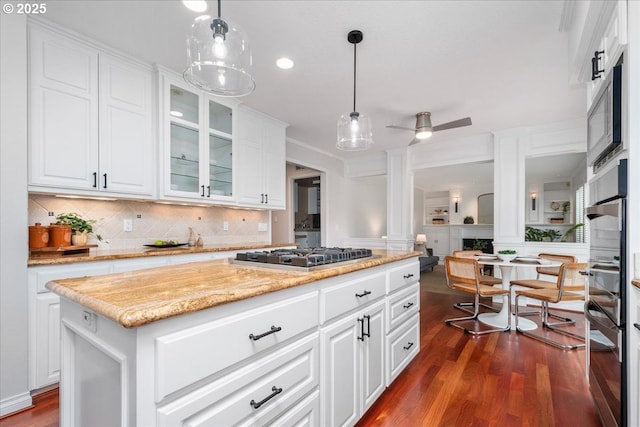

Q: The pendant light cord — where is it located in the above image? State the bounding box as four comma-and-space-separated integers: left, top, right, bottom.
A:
353, 41, 357, 113
217, 0, 221, 17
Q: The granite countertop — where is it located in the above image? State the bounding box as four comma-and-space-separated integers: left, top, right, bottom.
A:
46, 249, 420, 328
28, 242, 296, 266
633, 279, 640, 290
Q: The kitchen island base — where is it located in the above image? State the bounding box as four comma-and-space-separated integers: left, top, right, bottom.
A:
54, 255, 420, 426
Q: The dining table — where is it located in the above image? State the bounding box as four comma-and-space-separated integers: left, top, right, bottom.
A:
474, 256, 562, 331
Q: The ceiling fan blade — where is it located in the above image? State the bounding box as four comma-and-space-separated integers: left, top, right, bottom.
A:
386, 125, 415, 132
432, 117, 472, 132
408, 138, 421, 146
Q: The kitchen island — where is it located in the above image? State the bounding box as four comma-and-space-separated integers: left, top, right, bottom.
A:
48, 250, 421, 426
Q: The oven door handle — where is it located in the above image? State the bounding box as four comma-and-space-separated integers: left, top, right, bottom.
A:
586, 204, 619, 220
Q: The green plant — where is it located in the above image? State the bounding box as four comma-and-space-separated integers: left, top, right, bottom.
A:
498, 249, 516, 255
562, 201, 570, 215
560, 223, 584, 242
525, 226, 562, 242
463, 239, 488, 251
463, 216, 474, 224
55, 213, 103, 241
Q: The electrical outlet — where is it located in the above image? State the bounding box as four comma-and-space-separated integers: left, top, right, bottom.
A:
258, 222, 268, 232
82, 310, 97, 332
123, 219, 133, 232
223, 221, 229, 231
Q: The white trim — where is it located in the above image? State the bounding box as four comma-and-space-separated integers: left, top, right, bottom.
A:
0, 392, 32, 418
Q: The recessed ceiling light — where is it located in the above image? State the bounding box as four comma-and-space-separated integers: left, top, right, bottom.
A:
170, 111, 184, 118
182, 1, 207, 13
276, 57, 295, 70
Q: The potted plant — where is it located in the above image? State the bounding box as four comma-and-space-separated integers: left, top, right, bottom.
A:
497, 249, 517, 262
463, 216, 474, 224
55, 213, 103, 245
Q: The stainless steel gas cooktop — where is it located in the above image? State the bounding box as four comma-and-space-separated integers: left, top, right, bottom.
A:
232, 247, 377, 272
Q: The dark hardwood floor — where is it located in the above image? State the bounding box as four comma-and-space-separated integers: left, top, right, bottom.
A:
1, 270, 602, 427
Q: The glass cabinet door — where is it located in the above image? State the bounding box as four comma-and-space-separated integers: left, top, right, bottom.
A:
169, 85, 201, 195
208, 100, 233, 197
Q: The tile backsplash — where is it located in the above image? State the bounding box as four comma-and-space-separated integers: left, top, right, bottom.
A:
29, 195, 271, 250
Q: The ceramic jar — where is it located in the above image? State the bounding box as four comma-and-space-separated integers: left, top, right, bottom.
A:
49, 224, 71, 247
28, 223, 50, 248
71, 231, 88, 246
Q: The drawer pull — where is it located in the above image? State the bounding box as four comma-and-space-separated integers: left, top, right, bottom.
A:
355, 290, 372, 298
403, 273, 414, 279
634, 323, 640, 332
249, 325, 282, 341
403, 342, 414, 351
403, 302, 414, 309
250, 386, 283, 409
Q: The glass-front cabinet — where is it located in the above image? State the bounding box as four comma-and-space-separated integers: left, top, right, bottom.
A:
161, 72, 237, 203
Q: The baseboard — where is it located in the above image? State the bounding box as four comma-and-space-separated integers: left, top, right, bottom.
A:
0, 391, 33, 418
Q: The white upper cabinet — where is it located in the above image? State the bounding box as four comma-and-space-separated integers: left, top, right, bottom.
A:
28, 22, 155, 198
235, 106, 287, 209
158, 71, 237, 204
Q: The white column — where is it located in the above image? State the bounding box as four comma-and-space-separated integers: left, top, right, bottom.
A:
385, 149, 414, 250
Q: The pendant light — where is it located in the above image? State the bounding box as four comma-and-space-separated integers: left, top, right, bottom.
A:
337, 30, 373, 151
183, 0, 255, 97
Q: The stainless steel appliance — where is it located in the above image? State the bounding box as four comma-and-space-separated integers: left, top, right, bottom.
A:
233, 247, 375, 272
585, 159, 627, 427
587, 62, 623, 170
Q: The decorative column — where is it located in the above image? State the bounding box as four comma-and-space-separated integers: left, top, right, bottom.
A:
386, 148, 414, 250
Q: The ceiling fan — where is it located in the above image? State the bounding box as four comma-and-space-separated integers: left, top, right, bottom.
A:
386, 112, 472, 146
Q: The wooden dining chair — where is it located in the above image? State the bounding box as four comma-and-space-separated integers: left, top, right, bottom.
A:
509, 253, 577, 324
451, 250, 501, 314
444, 256, 511, 335
514, 262, 588, 350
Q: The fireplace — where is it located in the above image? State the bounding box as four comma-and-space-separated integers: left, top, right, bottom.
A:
462, 238, 494, 254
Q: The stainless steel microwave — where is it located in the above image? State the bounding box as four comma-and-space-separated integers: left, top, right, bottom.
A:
587, 63, 622, 167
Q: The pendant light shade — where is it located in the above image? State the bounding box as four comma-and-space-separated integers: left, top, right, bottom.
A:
337, 30, 373, 151
184, 0, 255, 97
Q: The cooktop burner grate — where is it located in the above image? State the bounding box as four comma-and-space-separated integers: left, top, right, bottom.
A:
233, 247, 375, 271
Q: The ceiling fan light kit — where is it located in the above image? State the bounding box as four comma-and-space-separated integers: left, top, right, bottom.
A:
386, 112, 472, 146
337, 30, 373, 151
183, 0, 255, 97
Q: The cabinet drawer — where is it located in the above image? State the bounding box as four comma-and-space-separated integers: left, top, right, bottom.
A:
320, 272, 385, 323
386, 313, 419, 386
268, 389, 320, 427
387, 260, 420, 294
157, 333, 319, 427
156, 291, 319, 399
386, 283, 420, 332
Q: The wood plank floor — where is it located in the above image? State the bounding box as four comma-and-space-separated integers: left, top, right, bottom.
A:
1, 271, 602, 427
357, 273, 603, 427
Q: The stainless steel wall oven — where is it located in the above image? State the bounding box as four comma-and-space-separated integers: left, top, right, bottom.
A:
585, 159, 627, 427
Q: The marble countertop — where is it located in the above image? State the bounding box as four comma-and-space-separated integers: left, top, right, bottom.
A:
47, 249, 420, 328
28, 242, 296, 266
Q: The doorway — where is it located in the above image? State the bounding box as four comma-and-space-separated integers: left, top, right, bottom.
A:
293, 176, 321, 248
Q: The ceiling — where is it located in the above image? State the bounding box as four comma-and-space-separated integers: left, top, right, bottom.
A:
41, 0, 586, 184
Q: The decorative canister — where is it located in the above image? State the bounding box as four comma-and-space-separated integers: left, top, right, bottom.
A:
28, 223, 50, 248
49, 224, 72, 247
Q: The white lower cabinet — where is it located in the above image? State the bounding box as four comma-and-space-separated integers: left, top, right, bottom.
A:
320, 299, 385, 427
386, 313, 420, 385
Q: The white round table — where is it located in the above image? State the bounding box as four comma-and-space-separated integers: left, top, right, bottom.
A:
475, 258, 561, 331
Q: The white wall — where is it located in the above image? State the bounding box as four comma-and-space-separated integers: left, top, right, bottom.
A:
0, 13, 31, 416
345, 175, 387, 238
413, 186, 424, 236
